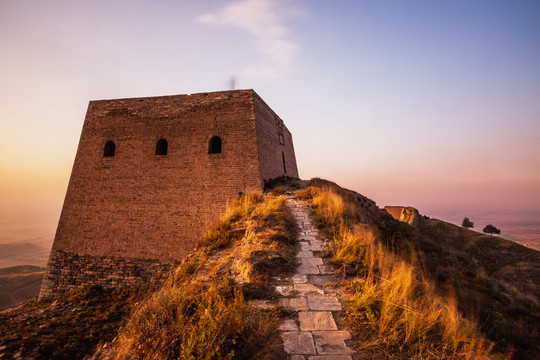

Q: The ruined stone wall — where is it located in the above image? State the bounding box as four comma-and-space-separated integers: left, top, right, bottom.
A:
41, 89, 297, 298
253, 93, 299, 182
39, 249, 180, 298
384, 206, 422, 228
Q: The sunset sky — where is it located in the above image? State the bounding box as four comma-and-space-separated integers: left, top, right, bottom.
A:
1, 0, 539, 246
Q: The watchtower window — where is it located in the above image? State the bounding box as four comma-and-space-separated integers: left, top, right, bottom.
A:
104, 141, 115, 157
279, 133, 284, 145
208, 136, 222, 154
282, 151, 287, 174
155, 138, 168, 155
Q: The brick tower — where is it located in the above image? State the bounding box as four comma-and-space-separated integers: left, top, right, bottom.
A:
39, 89, 299, 298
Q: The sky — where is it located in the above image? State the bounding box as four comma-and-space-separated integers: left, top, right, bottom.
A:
1, 0, 539, 246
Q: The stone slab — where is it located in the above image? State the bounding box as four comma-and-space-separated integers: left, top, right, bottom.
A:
284, 199, 356, 359
308, 296, 342, 311
280, 331, 316, 355
299, 311, 338, 331
301, 258, 323, 266
301, 245, 322, 252
294, 283, 324, 296
278, 319, 299, 331
296, 251, 314, 258
312, 331, 354, 354
275, 285, 294, 296
308, 275, 336, 286
279, 297, 309, 311
292, 274, 308, 283
296, 264, 320, 274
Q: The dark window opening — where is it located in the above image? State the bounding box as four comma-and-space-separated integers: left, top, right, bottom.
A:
282, 151, 287, 174
104, 141, 115, 157
209, 136, 222, 154
279, 133, 284, 145
155, 138, 168, 155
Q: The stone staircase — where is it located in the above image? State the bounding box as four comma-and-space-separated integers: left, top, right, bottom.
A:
275, 197, 355, 360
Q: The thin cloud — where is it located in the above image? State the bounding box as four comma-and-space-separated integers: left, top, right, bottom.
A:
198, 0, 298, 79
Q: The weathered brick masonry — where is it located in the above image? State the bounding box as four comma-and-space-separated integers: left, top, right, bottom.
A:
40, 89, 299, 298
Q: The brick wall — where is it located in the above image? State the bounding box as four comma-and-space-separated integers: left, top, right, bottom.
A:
253, 92, 299, 182
40, 89, 298, 298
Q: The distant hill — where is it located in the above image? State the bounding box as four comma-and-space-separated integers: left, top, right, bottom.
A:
0, 265, 45, 308
0, 242, 49, 268
423, 211, 540, 251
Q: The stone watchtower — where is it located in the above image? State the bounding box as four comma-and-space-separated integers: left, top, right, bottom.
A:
39, 89, 298, 298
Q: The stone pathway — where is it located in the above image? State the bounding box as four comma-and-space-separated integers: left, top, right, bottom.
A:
276, 197, 355, 360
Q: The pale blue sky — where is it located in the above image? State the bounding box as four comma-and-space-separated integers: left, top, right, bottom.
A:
1, 0, 539, 243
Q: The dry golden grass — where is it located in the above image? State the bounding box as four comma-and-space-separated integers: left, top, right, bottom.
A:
111, 193, 297, 360
299, 185, 493, 359
298, 179, 540, 358
235, 196, 297, 282
199, 193, 265, 251
114, 279, 281, 360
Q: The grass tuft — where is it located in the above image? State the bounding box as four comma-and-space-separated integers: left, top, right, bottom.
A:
114, 279, 281, 360
199, 193, 264, 251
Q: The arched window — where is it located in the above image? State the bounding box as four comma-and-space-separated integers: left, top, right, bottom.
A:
155, 138, 168, 155
282, 151, 287, 174
208, 136, 222, 154
104, 141, 115, 157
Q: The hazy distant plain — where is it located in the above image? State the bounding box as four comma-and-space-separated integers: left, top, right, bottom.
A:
0, 208, 538, 269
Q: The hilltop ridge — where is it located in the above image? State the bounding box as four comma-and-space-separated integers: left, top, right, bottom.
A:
1, 178, 538, 359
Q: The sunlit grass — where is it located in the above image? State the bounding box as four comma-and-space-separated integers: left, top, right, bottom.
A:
299, 184, 492, 359
199, 193, 264, 251
111, 193, 296, 360
114, 279, 280, 360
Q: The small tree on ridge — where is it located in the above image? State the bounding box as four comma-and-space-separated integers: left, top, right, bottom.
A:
461, 217, 474, 229
483, 224, 501, 236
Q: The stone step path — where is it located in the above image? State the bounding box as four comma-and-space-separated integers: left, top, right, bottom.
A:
277, 198, 355, 360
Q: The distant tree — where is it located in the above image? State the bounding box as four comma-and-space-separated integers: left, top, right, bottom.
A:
461, 217, 474, 229
483, 224, 501, 236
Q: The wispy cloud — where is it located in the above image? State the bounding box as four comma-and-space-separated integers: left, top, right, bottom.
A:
198, 0, 298, 79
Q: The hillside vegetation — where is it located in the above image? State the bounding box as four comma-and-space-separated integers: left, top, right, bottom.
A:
0, 286, 152, 359
1, 179, 538, 360
1, 194, 298, 360
295, 178, 539, 359
99, 193, 298, 360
